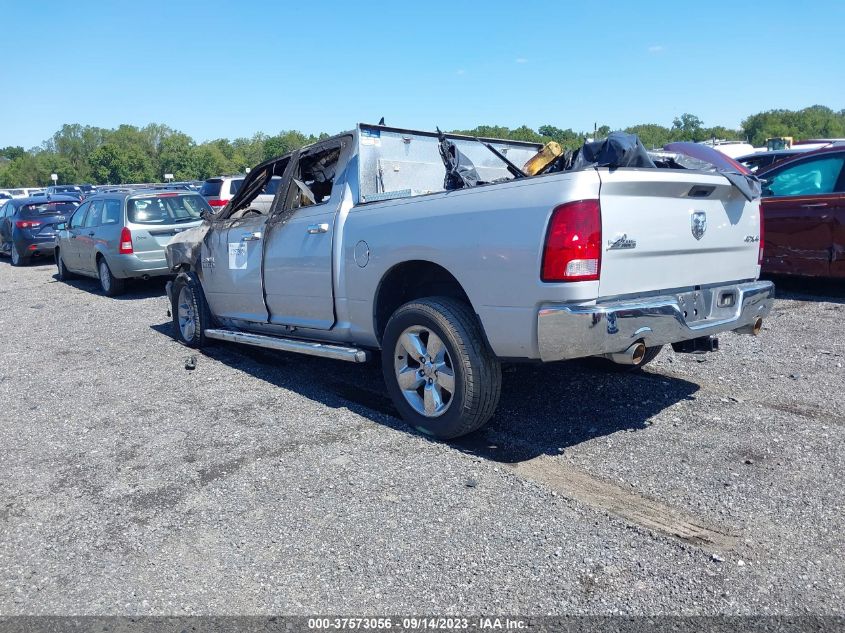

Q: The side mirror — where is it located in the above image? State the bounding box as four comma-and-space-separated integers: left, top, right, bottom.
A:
55, 222, 67, 231
200, 209, 213, 221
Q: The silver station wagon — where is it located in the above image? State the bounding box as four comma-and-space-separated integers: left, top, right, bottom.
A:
54, 190, 210, 295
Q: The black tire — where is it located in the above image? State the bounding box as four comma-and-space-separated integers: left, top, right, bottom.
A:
381, 296, 501, 440
97, 256, 126, 296
170, 272, 212, 348
10, 243, 27, 267
592, 344, 663, 372
55, 249, 76, 281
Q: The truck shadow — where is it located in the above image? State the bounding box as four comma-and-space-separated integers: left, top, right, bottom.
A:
150, 321, 699, 464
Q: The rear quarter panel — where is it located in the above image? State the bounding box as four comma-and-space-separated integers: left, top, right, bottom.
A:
340, 171, 602, 358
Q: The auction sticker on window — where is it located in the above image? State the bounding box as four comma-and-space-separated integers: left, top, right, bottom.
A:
228, 242, 248, 269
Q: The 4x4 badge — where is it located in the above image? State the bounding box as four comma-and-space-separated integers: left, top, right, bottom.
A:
691, 211, 707, 240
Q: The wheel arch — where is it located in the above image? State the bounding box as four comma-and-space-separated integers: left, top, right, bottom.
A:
373, 260, 477, 344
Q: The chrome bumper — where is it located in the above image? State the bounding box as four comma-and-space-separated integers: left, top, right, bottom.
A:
537, 280, 774, 362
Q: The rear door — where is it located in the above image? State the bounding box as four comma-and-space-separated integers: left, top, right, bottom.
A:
827, 165, 845, 278
760, 153, 845, 277
62, 201, 90, 269
78, 199, 104, 274
597, 169, 761, 298
263, 139, 347, 330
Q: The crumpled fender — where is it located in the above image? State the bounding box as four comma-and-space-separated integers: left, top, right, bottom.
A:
165, 223, 210, 272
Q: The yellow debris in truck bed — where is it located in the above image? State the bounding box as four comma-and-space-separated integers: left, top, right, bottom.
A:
522, 141, 562, 176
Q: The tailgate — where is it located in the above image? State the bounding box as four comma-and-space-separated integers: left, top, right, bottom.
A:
597, 169, 761, 298
133, 222, 203, 253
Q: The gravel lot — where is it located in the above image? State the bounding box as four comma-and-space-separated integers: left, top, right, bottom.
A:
0, 258, 843, 616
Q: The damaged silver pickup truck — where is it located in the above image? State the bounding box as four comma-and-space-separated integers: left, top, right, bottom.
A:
166, 124, 774, 439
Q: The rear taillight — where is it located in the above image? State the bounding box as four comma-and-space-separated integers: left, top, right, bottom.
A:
208, 199, 228, 207
119, 227, 133, 254
541, 199, 602, 282
758, 205, 765, 265
15, 220, 41, 229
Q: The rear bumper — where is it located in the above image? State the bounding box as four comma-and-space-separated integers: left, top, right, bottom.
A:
14, 235, 56, 255
108, 253, 172, 279
537, 280, 775, 362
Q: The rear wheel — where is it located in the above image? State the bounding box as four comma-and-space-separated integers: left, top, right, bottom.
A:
55, 249, 76, 281
10, 243, 26, 267
171, 272, 212, 348
98, 257, 126, 296
381, 297, 501, 440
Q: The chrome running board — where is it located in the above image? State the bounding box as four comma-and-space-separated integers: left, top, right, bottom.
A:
204, 329, 369, 363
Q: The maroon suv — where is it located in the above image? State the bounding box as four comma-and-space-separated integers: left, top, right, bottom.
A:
758, 146, 845, 278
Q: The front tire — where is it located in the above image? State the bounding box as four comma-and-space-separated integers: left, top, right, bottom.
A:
98, 257, 126, 296
171, 272, 212, 348
381, 297, 501, 440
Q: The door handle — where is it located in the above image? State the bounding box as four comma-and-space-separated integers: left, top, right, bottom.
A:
801, 203, 828, 209
307, 223, 329, 234
241, 232, 262, 241
87, 232, 95, 236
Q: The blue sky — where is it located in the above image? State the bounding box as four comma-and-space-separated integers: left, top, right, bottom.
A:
2, 0, 843, 148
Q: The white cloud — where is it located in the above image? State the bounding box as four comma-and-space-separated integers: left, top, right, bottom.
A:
456, 69, 466, 75
515, 57, 528, 64
647, 45, 665, 54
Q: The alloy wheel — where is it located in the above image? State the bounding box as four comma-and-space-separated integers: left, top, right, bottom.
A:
393, 326, 455, 418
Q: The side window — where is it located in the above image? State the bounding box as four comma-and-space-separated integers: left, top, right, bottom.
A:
70, 202, 90, 228
765, 156, 845, 197
284, 145, 341, 211
229, 179, 244, 196
103, 199, 122, 225
83, 200, 104, 228
1, 202, 11, 218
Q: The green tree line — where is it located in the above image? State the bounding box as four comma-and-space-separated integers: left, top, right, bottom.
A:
2, 105, 843, 187
0, 124, 329, 187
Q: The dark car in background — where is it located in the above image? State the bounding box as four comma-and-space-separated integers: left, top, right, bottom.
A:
0, 196, 80, 266
54, 189, 209, 295
79, 184, 98, 198
46, 185, 83, 197
737, 149, 810, 174
758, 146, 845, 278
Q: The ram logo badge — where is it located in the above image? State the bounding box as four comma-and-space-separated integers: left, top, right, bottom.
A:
691, 211, 707, 240
607, 234, 637, 250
